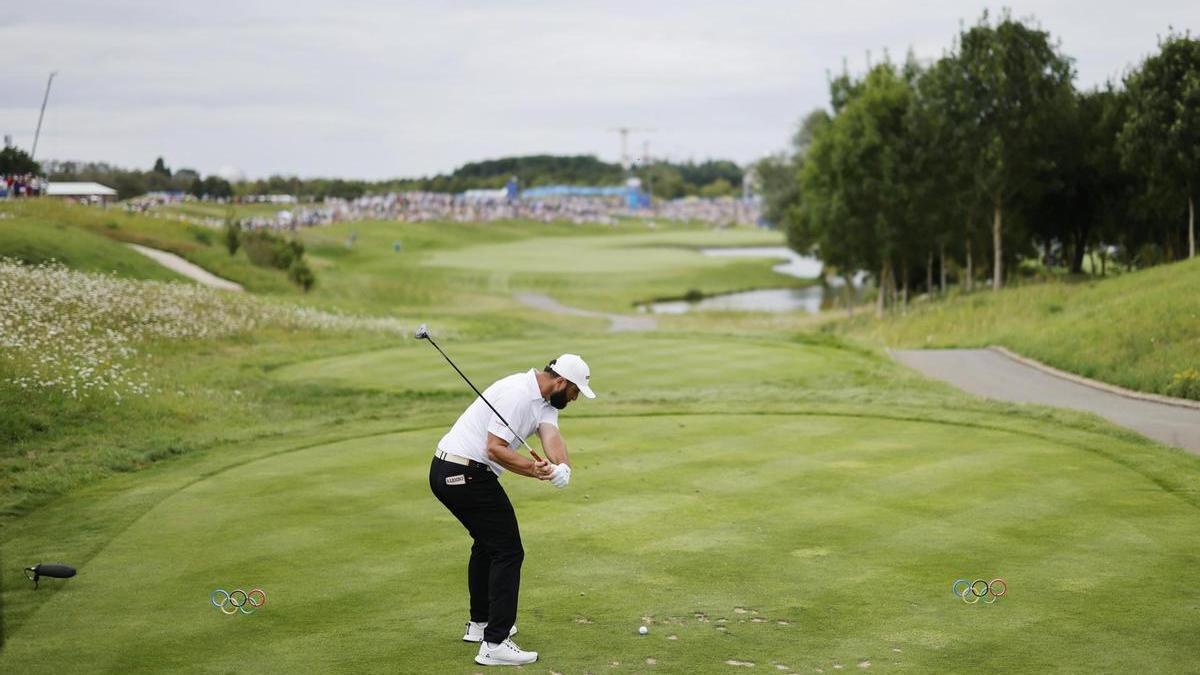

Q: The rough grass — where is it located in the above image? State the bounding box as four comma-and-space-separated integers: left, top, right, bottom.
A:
841, 257, 1200, 399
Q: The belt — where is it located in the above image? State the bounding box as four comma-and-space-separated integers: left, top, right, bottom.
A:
435, 449, 493, 472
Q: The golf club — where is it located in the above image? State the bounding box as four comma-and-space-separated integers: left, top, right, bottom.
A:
415, 323, 545, 463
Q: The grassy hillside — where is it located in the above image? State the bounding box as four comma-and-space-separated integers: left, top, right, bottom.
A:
0, 211, 183, 282
0, 200, 298, 294
842, 257, 1200, 399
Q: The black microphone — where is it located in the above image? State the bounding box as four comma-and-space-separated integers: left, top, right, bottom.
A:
25, 563, 76, 589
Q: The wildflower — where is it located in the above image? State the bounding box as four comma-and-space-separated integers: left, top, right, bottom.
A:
0, 259, 408, 400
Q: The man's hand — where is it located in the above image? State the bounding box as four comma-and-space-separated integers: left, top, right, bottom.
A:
533, 458, 555, 480
549, 463, 571, 489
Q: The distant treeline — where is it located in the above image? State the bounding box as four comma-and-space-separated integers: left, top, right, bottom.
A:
239, 155, 743, 199
43, 157, 234, 201
756, 11, 1199, 315
39, 153, 745, 201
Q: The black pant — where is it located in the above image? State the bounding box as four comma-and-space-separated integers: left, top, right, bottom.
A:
429, 457, 524, 644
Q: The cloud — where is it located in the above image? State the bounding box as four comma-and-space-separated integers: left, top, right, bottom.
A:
1, 0, 1195, 178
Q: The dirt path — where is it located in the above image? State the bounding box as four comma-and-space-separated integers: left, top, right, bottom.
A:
515, 292, 656, 332
891, 348, 1200, 454
126, 243, 244, 291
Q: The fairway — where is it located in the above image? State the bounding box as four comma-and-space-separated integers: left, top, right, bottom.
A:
4, 332, 1199, 673
421, 230, 788, 274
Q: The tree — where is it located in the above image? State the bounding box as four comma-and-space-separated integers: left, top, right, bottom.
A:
190, 175, 233, 199
796, 63, 916, 316
0, 146, 41, 175
954, 12, 1075, 288
756, 109, 830, 228
152, 157, 171, 178
1119, 31, 1200, 259
636, 162, 685, 200
223, 208, 241, 257
914, 53, 983, 291
1026, 85, 1137, 274
755, 153, 798, 226
698, 178, 734, 198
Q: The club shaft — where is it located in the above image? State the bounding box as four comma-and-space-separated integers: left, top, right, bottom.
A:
423, 335, 541, 459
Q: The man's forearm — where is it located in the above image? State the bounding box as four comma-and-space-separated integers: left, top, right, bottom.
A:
538, 424, 571, 466
487, 444, 541, 477
544, 445, 569, 466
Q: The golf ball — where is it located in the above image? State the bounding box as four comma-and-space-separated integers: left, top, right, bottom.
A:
639, 626, 648, 635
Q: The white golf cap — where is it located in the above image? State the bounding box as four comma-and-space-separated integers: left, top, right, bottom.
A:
552, 353, 595, 399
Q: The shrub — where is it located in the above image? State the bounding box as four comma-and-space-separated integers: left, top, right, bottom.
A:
276, 238, 304, 270
222, 221, 241, 256
241, 230, 302, 270
1135, 243, 1165, 268
188, 226, 213, 246
288, 259, 316, 292
1165, 369, 1200, 400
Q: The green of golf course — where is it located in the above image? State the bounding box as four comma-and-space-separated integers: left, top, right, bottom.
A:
2, 203, 1199, 673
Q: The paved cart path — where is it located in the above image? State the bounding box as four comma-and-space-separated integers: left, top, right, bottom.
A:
891, 348, 1200, 454
126, 243, 244, 291
516, 292, 656, 332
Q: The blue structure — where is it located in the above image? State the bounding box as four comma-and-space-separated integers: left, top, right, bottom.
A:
519, 182, 650, 209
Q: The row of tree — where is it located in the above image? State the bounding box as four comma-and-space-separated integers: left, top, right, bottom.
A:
236, 155, 745, 200
0, 146, 41, 175
37, 153, 745, 202
43, 157, 233, 200
757, 12, 1199, 315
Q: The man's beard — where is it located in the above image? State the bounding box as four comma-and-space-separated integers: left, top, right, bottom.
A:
549, 390, 570, 410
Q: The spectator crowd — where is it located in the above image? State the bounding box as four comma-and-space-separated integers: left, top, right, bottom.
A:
227, 192, 762, 230
1, 174, 46, 198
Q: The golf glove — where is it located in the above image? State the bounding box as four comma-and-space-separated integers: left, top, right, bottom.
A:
549, 463, 571, 489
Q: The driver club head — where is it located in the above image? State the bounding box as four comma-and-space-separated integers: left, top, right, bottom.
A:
414, 323, 429, 340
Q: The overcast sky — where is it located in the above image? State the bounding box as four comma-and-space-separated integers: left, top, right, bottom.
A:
2, 1, 1196, 180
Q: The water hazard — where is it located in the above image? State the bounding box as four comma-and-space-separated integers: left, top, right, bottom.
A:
637, 246, 850, 314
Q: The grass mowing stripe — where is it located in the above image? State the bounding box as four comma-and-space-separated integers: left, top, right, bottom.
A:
4, 412, 1197, 672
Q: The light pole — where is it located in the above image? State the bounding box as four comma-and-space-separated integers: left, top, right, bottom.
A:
31, 71, 58, 161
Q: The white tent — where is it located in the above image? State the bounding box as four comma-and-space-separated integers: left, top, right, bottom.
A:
46, 182, 118, 198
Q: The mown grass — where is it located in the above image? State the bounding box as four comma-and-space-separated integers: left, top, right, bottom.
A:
840, 257, 1200, 399
2, 201, 1199, 672
153, 201, 302, 221
3, 332, 1198, 673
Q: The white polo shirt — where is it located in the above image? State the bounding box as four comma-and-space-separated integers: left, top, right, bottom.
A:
437, 369, 559, 475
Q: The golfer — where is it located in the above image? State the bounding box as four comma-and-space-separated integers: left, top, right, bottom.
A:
430, 354, 594, 667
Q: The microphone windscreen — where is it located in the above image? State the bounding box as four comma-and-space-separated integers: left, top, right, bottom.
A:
35, 563, 76, 579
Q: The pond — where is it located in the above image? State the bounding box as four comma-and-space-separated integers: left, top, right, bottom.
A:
636, 246, 855, 314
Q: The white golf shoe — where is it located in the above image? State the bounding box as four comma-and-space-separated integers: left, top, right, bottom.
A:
475, 638, 538, 666
462, 621, 517, 643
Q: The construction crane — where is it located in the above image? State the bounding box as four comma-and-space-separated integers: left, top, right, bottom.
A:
607, 127, 656, 170
31, 71, 58, 161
